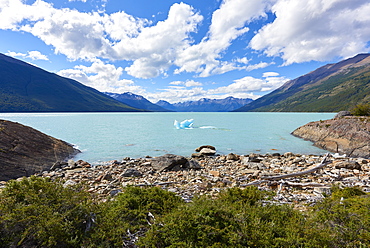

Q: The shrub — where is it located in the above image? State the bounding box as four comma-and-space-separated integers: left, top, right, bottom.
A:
139, 187, 312, 247
351, 103, 370, 116
0, 176, 95, 247
309, 186, 370, 247
86, 186, 183, 247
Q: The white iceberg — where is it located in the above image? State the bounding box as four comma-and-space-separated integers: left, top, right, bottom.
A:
174, 119, 194, 129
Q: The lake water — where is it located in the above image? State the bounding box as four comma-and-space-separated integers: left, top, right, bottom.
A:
0, 112, 335, 164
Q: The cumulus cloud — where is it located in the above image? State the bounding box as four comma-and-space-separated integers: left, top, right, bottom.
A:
209, 72, 288, 95
169, 80, 203, 87
6, 50, 49, 60
250, 0, 370, 64
174, 0, 271, 77
57, 60, 146, 94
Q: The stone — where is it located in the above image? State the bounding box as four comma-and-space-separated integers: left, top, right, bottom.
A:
0, 119, 80, 181
63, 180, 77, 187
195, 145, 216, 152
226, 153, 239, 161
334, 161, 361, 170
334, 111, 352, 118
191, 153, 204, 158
187, 160, 202, 170
150, 154, 189, 172
121, 169, 142, 177
209, 170, 221, 177
199, 148, 216, 156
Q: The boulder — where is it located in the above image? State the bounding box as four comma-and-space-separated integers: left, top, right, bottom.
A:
199, 148, 216, 156
292, 116, 370, 158
0, 119, 80, 181
226, 153, 239, 161
150, 154, 189, 172
195, 145, 216, 152
121, 168, 143, 177
334, 111, 352, 118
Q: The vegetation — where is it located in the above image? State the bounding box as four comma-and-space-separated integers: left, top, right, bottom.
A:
1, 177, 369, 247
351, 103, 370, 116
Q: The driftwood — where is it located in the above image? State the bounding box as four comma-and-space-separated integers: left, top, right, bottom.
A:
241, 153, 330, 187
134, 181, 176, 187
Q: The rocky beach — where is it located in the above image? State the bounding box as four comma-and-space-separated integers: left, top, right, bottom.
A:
3, 146, 365, 210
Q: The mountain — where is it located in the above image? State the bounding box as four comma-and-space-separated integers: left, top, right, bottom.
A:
0, 53, 141, 112
156, 96, 253, 112
104, 92, 170, 112
235, 53, 370, 112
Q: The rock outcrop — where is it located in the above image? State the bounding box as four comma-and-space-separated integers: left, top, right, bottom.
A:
292, 116, 370, 158
0, 120, 80, 181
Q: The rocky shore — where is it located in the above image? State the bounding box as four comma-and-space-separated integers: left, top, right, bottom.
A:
5, 145, 368, 210
292, 115, 370, 158
0, 120, 80, 181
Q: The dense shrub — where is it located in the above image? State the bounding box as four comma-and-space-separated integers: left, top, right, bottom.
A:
86, 186, 183, 247
351, 103, 370, 116
309, 186, 370, 247
1, 178, 369, 247
139, 187, 312, 247
0, 176, 95, 247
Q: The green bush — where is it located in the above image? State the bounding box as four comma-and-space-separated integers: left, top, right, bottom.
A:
0, 176, 95, 247
139, 187, 313, 247
85, 186, 183, 247
310, 186, 370, 247
351, 103, 370, 116
1, 178, 369, 247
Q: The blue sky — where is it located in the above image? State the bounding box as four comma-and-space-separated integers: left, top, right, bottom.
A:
1, 0, 370, 103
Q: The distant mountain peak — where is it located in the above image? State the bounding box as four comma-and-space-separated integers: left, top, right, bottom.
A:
104, 92, 169, 112
156, 97, 253, 112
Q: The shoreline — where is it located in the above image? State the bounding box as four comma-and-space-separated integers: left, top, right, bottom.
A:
21, 149, 370, 210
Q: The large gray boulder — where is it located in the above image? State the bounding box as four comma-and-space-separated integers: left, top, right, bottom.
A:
0, 119, 80, 181
150, 154, 201, 172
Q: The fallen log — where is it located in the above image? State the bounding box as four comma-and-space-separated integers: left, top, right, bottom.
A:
241, 153, 330, 187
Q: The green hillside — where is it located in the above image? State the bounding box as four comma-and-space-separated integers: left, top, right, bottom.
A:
235, 53, 370, 112
0, 53, 142, 112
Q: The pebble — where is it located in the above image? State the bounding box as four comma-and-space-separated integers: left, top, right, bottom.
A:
11, 151, 369, 210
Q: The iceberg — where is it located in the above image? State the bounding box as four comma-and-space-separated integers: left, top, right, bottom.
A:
174, 119, 194, 129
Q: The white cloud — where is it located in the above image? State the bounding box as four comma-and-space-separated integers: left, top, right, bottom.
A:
174, 0, 271, 77
57, 60, 146, 94
209, 72, 288, 95
6, 50, 48, 60
169, 80, 203, 87
251, 0, 370, 64
27, 51, 49, 60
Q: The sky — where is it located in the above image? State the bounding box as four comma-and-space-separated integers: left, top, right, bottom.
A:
1, 0, 370, 103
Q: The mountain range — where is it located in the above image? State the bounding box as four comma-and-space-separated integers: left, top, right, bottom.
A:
104, 92, 169, 112
2, 52, 370, 113
236, 53, 370, 112
105, 92, 252, 112
0, 53, 140, 112
156, 97, 253, 112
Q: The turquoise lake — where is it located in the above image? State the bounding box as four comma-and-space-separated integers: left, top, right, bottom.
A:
1, 112, 335, 164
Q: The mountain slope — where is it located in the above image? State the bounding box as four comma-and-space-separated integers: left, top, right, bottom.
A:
104, 92, 170, 112
235, 53, 370, 112
156, 97, 253, 112
0, 53, 141, 112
